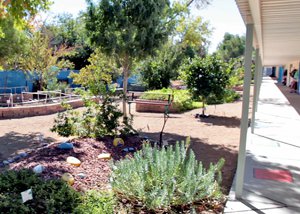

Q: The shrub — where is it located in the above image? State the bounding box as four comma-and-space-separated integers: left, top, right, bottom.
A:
140, 89, 202, 112
75, 191, 116, 214
180, 55, 230, 115
51, 96, 125, 138
111, 141, 225, 212
207, 89, 241, 105
0, 169, 80, 213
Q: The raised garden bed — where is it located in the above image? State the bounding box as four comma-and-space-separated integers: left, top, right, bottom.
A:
135, 99, 179, 113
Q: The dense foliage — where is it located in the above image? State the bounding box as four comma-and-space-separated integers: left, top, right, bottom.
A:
43, 13, 93, 70
139, 16, 212, 90
0, 0, 50, 37
85, 0, 184, 118
140, 89, 202, 112
0, 169, 80, 213
111, 141, 224, 212
217, 33, 245, 62
71, 49, 120, 95
51, 97, 124, 138
181, 55, 230, 114
18, 31, 73, 90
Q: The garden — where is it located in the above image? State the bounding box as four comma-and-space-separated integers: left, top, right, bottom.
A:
0, 0, 248, 213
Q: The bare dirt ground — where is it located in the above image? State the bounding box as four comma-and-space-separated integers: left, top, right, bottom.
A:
0, 100, 243, 193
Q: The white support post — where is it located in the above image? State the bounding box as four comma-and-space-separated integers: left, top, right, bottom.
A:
257, 58, 263, 104
251, 48, 261, 133
235, 23, 254, 199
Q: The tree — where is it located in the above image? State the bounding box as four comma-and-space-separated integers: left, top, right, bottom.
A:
181, 55, 230, 116
139, 15, 212, 90
0, 17, 28, 69
217, 33, 245, 62
18, 31, 73, 91
175, 16, 211, 56
43, 13, 93, 70
85, 0, 184, 119
71, 48, 120, 96
0, 0, 51, 37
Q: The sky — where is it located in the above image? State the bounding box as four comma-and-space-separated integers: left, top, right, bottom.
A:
41, 0, 245, 53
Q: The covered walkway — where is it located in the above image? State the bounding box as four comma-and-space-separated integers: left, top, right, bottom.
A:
225, 76, 300, 213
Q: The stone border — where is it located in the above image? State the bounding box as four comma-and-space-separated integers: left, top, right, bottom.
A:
0, 98, 96, 119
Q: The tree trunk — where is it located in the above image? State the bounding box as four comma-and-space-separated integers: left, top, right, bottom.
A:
122, 59, 129, 120
202, 97, 206, 116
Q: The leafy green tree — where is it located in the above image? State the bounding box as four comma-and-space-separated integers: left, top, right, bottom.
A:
175, 16, 211, 56
139, 15, 212, 90
18, 31, 73, 90
43, 13, 93, 70
181, 55, 230, 116
0, 0, 51, 37
217, 33, 245, 62
71, 49, 120, 96
0, 17, 28, 69
85, 0, 182, 119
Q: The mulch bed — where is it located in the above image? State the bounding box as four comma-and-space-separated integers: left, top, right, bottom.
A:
8, 136, 143, 192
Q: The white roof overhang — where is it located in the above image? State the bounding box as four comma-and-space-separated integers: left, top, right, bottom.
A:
235, 0, 300, 66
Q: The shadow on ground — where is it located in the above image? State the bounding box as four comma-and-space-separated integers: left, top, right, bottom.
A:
198, 115, 240, 128
140, 131, 238, 194
0, 131, 56, 161
275, 83, 300, 115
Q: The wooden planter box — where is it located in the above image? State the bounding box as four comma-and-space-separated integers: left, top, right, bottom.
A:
135, 99, 178, 113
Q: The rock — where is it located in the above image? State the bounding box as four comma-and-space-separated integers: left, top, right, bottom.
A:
33, 165, 44, 174
13, 155, 21, 161
97, 153, 111, 160
122, 147, 135, 152
66, 156, 81, 167
77, 173, 86, 179
122, 148, 129, 152
57, 142, 74, 150
3, 160, 9, 165
61, 173, 75, 185
19, 152, 28, 158
7, 158, 14, 163
113, 138, 124, 147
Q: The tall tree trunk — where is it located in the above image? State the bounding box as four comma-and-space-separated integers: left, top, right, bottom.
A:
122, 57, 129, 120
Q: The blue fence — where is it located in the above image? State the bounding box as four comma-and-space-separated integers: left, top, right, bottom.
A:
0, 70, 79, 94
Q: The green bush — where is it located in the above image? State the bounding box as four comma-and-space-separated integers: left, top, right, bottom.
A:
51, 95, 126, 138
207, 89, 241, 105
0, 169, 81, 213
111, 141, 224, 212
140, 89, 202, 112
75, 191, 115, 214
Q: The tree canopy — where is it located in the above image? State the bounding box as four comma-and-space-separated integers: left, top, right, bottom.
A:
0, 0, 51, 37
217, 33, 245, 62
181, 55, 230, 115
85, 0, 182, 118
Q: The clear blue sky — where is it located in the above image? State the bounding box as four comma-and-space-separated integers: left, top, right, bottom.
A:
42, 0, 245, 53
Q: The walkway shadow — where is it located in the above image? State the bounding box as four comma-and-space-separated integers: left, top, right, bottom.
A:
140, 131, 238, 194
0, 131, 56, 161
241, 152, 300, 209
199, 115, 240, 128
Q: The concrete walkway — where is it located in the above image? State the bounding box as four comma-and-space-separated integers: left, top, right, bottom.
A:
225, 77, 300, 213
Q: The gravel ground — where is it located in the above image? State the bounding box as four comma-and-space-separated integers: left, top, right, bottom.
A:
0, 100, 243, 193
